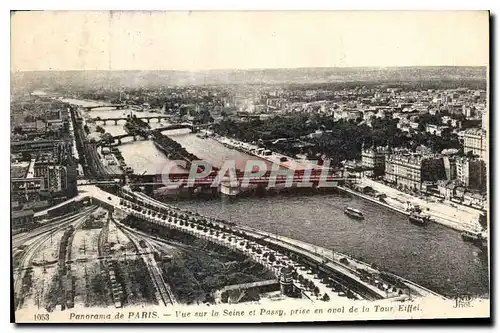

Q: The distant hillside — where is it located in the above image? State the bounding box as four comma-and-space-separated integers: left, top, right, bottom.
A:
11, 67, 487, 92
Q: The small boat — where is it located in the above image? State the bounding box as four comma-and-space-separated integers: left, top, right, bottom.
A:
409, 212, 430, 226
462, 230, 488, 249
344, 207, 364, 220
196, 132, 209, 139
461, 230, 481, 242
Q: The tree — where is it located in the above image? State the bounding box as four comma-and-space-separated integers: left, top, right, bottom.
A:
102, 133, 115, 145
479, 213, 487, 230
321, 293, 330, 302
24, 115, 35, 123
179, 106, 188, 118
339, 257, 349, 265
21, 152, 32, 161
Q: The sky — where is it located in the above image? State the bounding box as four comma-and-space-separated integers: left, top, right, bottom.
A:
11, 11, 489, 71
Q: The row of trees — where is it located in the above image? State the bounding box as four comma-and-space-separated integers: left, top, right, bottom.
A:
214, 115, 464, 166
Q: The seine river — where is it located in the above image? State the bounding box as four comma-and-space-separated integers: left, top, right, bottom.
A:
175, 194, 489, 298
67, 98, 489, 298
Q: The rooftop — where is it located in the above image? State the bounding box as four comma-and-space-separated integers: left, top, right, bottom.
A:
11, 162, 29, 178
46, 119, 63, 124
462, 128, 486, 136
12, 209, 34, 219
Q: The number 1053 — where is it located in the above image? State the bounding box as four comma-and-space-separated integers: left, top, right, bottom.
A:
33, 314, 50, 321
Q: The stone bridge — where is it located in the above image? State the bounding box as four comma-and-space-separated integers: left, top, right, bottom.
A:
93, 115, 171, 125
84, 104, 127, 111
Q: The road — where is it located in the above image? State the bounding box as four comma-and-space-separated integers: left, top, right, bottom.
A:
33, 193, 89, 218
359, 178, 481, 231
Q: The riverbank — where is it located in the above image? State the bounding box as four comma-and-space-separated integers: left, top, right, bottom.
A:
211, 134, 313, 170
337, 183, 481, 233
337, 186, 409, 216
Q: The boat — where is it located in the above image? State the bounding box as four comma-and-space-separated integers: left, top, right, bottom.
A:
196, 132, 209, 139
461, 230, 488, 249
408, 212, 430, 226
461, 230, 481, 242
131, 104, 143, 112
344, 207, 364, 220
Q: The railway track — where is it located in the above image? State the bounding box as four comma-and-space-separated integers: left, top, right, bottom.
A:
113, 219, 194, 253
117, 226, 176, 306
13, 206, 97, 248
13, 208, 95, 309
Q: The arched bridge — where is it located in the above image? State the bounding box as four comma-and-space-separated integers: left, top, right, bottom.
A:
110, 123, 208, 143
84, 104, 127, 111
128, 168, 345, 187
93, 115, 171, 125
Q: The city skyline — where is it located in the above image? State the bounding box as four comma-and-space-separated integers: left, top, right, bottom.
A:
11, 11, 489, 72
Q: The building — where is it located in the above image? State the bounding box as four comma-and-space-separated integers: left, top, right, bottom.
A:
340, 109, 363, 121
455, 157, 486, 192
11, 139, 66, 154
361, 146, 388, 177
11, 177, 45, 206
425, 124, 449, 137
443, 156, 457, 181
437, 181, 456, 200
441, 116, 462, 128
48, 109, 63, 120
12, 209, 34, 229
482, 110, 488, 132
461, 128, 487, 161
47, 165, 68, 192
462, 106, 476, 118
11, 160, 46, 208
46, 118, 64, 131
33, 163, 71, 193
20, 120, 46, 136
384, 153, 446, 191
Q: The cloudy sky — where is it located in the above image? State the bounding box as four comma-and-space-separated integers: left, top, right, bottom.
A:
11, 11, 489, 71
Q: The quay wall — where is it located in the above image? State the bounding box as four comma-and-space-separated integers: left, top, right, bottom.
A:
336, 186, 472, 233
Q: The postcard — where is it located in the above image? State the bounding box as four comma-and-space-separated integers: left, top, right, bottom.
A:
10, 10, 490, 323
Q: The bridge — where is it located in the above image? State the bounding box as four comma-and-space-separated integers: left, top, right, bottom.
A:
34, 184, 446, 302
131, 172, 346, 197
93, 115, 171, 125
84, 104, 127, 111
110, 123, 207, 143
77, 179, 121, 186
129, 168, 345, 188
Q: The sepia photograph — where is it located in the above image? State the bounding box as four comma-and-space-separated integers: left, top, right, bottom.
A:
9, 10, 490, 323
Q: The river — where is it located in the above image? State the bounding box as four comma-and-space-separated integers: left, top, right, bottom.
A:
65, 97, 489, 298
173, 193, 489, 298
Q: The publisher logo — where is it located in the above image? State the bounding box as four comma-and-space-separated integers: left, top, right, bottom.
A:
453, 295, 473, 308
